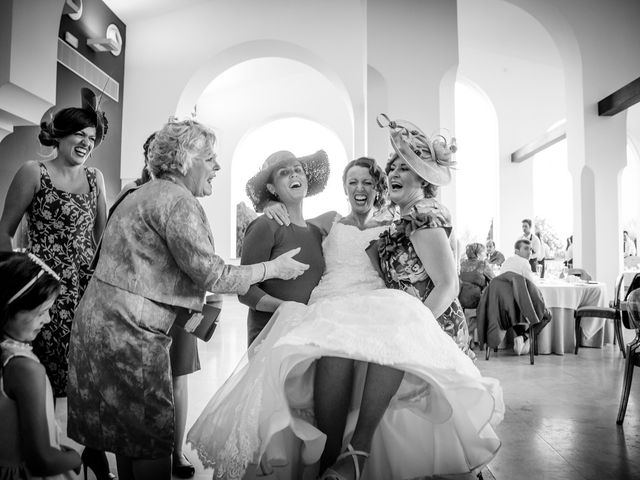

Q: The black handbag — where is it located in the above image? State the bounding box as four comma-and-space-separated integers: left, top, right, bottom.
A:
173, 303, 221, 342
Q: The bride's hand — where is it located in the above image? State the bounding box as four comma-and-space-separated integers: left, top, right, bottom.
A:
263, 201, 290, 226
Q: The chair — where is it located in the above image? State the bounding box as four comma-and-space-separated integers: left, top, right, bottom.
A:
476, 271, 551, 365
574, 273, 628, 357
616, 288, 640, 424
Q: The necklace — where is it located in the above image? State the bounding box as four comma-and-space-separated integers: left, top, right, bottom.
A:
0, 334, 32, 350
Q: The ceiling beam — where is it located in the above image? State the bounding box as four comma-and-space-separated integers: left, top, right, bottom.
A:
598, 76, 640, 116
511, 123, 566, 163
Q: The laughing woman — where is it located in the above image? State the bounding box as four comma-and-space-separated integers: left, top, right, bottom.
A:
0, 90, 108, 397
375, 115, 472, 357
240, 150, 333, 346
66, 120, 308, 480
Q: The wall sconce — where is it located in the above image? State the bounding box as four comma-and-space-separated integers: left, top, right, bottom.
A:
87, 24, 122, 56
63, 0, 83, 20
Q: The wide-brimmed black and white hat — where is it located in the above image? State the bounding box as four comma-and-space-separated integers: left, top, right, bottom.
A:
377, 113, 457, 186
246, 150, 330, 212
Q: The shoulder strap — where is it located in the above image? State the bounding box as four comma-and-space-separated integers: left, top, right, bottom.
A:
38, 162, 53, 189
90, 184, 143, 271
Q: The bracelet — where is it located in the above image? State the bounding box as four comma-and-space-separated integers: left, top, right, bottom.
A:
260, 262, 268, 282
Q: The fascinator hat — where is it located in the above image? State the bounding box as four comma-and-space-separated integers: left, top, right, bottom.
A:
246, 150, 330, 212
39, 87, 109, 147
80, 87, 108, 147
377, 113, 457, 186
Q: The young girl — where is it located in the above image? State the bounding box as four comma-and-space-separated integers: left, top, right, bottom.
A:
0, 252, 81, 479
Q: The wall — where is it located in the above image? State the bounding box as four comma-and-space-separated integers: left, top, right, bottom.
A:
120, 0, 367, 259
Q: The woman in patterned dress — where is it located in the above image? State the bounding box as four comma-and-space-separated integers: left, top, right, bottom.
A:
0, 93, 108, 397
374, 114, 472, 357
0, 93, 114, 478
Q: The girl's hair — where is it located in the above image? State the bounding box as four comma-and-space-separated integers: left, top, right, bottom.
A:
385, 153, 438, 199
38, 107, 98, 148
0, 252, 60, 332
342, 157, 388, 209
465, 242, 486, 260
147, 119, 216, 178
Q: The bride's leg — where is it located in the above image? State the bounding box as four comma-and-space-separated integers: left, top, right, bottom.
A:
329, 364, 404, 478
314, 356, 355, 472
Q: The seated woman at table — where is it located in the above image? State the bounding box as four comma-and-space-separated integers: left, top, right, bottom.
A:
459, 242, 495, 310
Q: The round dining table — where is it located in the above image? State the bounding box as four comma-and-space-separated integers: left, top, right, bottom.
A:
535, 278, 611, 355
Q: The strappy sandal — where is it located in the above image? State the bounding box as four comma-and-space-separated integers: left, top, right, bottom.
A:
319, 444, 369, 480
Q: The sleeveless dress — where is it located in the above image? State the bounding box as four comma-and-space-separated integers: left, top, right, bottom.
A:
0, 339, 75, 480
28, 163, 98, 397
376, 199, 472, 357
187, 222, 503, 480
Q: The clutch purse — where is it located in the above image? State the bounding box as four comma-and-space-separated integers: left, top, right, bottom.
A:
173, 303, 221, 342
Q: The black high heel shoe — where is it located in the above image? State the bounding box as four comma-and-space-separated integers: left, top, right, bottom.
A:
172, 453, 195, 479
81, 447, 117, 480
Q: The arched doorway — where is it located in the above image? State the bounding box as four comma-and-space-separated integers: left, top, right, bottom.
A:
194, 57, 352, 258
454, 78, 500, 251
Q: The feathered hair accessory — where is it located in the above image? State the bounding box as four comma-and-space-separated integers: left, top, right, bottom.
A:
81, 87, 109, 147
377, 113, 457, 186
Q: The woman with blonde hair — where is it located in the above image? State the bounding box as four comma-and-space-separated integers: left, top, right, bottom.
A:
67, 119, 307, 480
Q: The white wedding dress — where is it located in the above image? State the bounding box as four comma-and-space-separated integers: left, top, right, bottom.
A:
187, 223, 503, 480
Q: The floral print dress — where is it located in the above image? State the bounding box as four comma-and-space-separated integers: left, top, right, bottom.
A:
377, 199, 472, 357
28, 162, 98, 397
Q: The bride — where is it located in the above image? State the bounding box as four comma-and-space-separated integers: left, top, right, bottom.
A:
187, 157, 503, 480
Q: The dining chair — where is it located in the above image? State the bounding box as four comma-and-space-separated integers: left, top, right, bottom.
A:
477, 272, 551, 365
616, 288, 640, 424
574, 273, 626, 357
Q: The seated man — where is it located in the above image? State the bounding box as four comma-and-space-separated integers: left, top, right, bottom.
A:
501, 239, 536, 282
498, 239, 538, 354
486, 240, 505, 267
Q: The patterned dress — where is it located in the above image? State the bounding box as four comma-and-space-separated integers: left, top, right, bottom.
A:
376, 198, 472, 357
28, 162, 98, 397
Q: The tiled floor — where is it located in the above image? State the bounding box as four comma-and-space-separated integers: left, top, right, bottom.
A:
64, 295, 640, 479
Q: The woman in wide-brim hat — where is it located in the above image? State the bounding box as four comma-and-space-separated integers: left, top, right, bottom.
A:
240, 149, 334, 346
374, 113, 473, 357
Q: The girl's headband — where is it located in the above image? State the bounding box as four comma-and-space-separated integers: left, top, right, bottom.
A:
7, 253, 60, 305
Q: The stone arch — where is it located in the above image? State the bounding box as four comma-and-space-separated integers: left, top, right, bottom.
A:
175, 39, 354, 129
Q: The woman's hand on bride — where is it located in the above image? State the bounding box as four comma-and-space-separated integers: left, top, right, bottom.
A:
263, 201, 290, 226
266, 247, 309, 280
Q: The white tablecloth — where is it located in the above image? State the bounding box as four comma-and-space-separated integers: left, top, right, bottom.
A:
536, 279, 609, 354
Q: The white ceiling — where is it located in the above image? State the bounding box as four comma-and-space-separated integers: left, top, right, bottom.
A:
103, 0, 560, 68
102, 0, 210, 23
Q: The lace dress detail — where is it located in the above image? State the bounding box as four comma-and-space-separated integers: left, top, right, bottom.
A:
187, 223, 503, 480
308, 223, 386, 303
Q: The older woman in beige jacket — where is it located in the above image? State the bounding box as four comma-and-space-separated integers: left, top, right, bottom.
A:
67, 119, 307, 480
